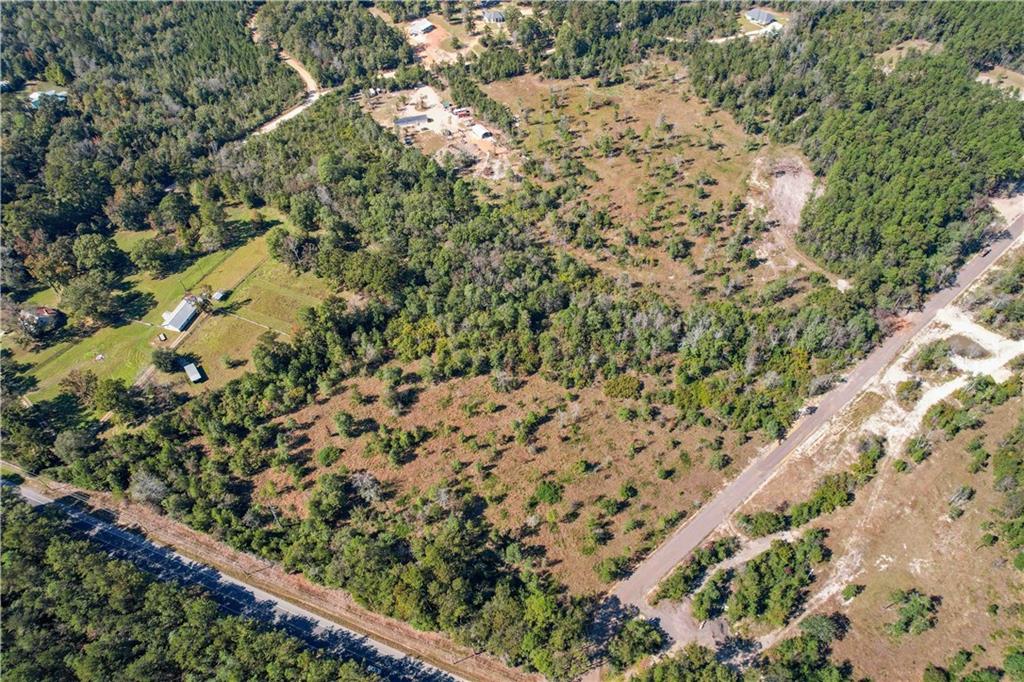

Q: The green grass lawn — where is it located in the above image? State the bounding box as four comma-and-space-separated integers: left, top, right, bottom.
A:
7, 204, 331, 401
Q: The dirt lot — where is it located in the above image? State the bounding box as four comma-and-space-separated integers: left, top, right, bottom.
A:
365, 84, 519, 180
746, 151, 848, 289
978, 66, 1024, 100
256, 369, 770, 595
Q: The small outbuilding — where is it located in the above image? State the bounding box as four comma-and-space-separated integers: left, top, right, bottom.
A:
745, 8, 775, 26
408, 18, 435, 36
161, 297, 198, 333
470, 123, 492, 140
395, 114, 429, 127
183, 363, 203, 383
483, 10, 505, 23
212, 290, 227, 301
18, 306, 64, 337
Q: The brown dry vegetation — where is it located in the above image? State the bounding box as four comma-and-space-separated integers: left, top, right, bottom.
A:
484, 60, 820, 312
821, 397, 1023, 679
255, 369, 768, 594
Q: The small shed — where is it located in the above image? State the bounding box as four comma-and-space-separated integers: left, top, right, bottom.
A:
162, 297, 198, 332
470, 123, 492, 140
212, 290, 227, 301
745, 8, 775, 25
483, 10, 505, 23
395, 114, 429, 127
408, 18, 434, 35
183, 363, 203, 383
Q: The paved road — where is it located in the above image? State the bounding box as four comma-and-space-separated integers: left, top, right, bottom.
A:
613, 212, 1024, 619
11, 484, 462, 682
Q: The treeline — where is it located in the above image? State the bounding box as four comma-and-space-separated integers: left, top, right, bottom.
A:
1, 498, 372, 682
1, 1, 299, 299
256, 2, 416, 89
685, 3, 1024, 310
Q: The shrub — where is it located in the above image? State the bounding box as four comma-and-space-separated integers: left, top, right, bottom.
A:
841, 583, 863, 600
603, 375, 643, 400
886, 589, 938, 637
653, 536, 739, 603
316, 445, 341, 467
595, 555, 628, 583
607, 618, 664, 671
532, 480, 563, 506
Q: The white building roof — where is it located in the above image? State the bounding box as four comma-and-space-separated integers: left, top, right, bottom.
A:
161, 298, 198, 332
409, 18, 434, 34
183, 363, 202, 383
470, 123, 492, 139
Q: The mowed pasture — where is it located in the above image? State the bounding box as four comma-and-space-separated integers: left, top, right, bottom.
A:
7, 206, 330, 399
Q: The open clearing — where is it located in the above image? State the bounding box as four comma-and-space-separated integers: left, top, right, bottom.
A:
364, 84, 519, 180
4, 206, 329, 400
978, 66, 1024, 101
876, 39, 942, 73
254, 368, 771, 595
484, 61, 817, 311
710, 235, 1024, 677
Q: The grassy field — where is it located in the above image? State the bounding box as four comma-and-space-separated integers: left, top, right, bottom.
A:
6, 205, 331, 400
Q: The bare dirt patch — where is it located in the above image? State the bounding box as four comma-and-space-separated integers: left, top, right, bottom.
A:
746, 152, 846, 288
364, 85, 519, 180
977, 66, 1024, 101
876, 39, 941, 73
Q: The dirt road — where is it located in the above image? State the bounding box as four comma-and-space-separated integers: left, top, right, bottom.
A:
248, 14, 333, 135
612, 211, 1024, 635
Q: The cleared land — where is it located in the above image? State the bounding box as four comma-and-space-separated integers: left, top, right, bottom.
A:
4, 206, 327, 400
484, 61, 812, 311
681, 235, 1024, 676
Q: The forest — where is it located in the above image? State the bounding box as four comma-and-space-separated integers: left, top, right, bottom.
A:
1, 1, 299, 300
1, 497, 371, 681
3, 1, 1024, 680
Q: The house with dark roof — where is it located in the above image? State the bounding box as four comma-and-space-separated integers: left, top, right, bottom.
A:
395, 114, 429, 127
745, 8, 775, 26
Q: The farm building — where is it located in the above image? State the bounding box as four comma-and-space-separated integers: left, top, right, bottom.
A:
408, 18, 434, 35
395, 114, 429, 127
18, 306, 64, 337
183, 363, 203, 383
470, 124, 493, 140
483, 10, 505, 23
745, 8, 775, 25
161, 297, 198, 332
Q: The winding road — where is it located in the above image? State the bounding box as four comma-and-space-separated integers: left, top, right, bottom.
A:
248, 15, 335, 135
611, 211, 1024, 639
11, 483, 462, 682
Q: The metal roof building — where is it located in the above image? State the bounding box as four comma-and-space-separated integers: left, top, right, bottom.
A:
483, 10, 505, 23
408, 18, 434, 35
470, 123, 492, 139
162, 298, 198, 332
395, 114, 429, 127
183, 363, 203, 383
745, 8, 775, 25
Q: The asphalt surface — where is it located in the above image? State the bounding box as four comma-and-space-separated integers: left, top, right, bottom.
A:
12, 485, 462, 682
613, 212, 1024, 623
